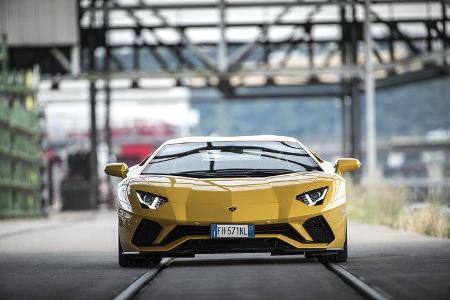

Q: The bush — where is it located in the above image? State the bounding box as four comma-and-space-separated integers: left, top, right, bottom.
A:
346, 179, 450, 239
399, 203, 450, 239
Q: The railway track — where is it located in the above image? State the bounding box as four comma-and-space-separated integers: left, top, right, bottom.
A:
113, 258, 174, 300
2, 214, 449, 300
113, 257, 390, 300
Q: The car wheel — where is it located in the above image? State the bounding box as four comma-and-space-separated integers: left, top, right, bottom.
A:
318, 232, 348, 263
118, 240, 162, 267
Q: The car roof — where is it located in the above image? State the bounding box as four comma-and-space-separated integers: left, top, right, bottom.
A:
163, 135, 299, 145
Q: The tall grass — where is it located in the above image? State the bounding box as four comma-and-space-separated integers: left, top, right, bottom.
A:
347, 180, 450, 238
398, 203, 450, 238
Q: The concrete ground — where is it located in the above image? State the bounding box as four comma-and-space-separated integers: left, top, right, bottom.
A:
0, 210, 449, 300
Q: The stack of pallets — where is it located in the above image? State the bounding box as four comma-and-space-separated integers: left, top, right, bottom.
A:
0, 36, 41, 218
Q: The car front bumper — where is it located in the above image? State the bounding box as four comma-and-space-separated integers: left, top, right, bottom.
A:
118, 201, 347, 256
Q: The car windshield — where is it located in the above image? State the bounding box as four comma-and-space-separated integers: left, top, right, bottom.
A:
142, 141, 322, 178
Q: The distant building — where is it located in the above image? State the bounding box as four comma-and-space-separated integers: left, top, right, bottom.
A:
0, 0, 79, 74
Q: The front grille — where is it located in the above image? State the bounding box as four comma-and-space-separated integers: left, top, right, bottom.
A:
188, 238, 279, 250
158, 223, 304, 245
303, 215, 335, 243
159, 225, 210, 245
132, 219, 163, 247
254, 224, 305, 243
174, 238, 298, 253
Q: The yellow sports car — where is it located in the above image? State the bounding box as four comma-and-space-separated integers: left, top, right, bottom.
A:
105, 136, 360, 267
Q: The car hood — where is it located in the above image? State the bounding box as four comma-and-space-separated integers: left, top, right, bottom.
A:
131, 171, 330, 204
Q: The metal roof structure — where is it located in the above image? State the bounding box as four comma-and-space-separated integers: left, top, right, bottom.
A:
78, 0, 449, 87
77, 0, 449, 174
21, 0, 447, 206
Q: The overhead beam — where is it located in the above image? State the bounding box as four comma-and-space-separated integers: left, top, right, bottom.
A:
107, 35, 446, 48
370, 10, 422, 55
109, 0, 181, 72
228, 0, 301, 69
52, 64, 364, 81
102, 18, 448, 30
50, 48, 71, 72
81, 0, 448, 12
374, 49, 450, 72
376, 67, 450, 89
150, 9, 218, 71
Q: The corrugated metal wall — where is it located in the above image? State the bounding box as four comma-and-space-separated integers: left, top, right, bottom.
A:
0, 0, 78, 46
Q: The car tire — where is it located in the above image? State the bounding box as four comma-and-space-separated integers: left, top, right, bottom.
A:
318, 231, 348, 264
118, 240, 161, 267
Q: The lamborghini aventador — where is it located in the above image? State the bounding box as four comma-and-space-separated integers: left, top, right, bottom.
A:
104, 136, 360, 267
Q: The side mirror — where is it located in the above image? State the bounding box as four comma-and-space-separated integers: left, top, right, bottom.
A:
104, 163, 129, 178
335, 158, 361, 174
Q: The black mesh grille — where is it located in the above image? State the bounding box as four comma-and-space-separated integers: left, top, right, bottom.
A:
159, 225, 210, 245
176, 238, 296, 253
158, 223, 304, 245
186, 238, 278, 251
303, 215, 335, 243
132, 219, 163, 247
255, 224, 304, 243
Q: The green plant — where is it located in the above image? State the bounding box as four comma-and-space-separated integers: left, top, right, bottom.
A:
398, 202, 450, 239
346, 179, 450, 238
347, 179, 406, 228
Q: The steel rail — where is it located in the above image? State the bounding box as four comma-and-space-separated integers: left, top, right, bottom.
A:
323, 262, 391, 300
112, 258, 174, 300
113, 255, 390, 300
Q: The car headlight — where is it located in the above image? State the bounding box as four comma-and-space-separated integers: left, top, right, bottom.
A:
296, 187, 328, 206
117, 183, 132, 212
136, 191, 168, 210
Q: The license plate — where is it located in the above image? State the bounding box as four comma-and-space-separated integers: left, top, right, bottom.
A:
210, 224, 255, 238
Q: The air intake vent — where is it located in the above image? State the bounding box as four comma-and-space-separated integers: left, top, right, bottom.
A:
159, 225, 210, 245
303, 216, 335, 243
132, 219, 162, 247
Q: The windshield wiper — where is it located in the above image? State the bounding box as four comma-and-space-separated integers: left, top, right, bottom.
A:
144, 169, 297, 178
241, 169, 295, 177
169, 170, 215, 178
176, 168, 295, 177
